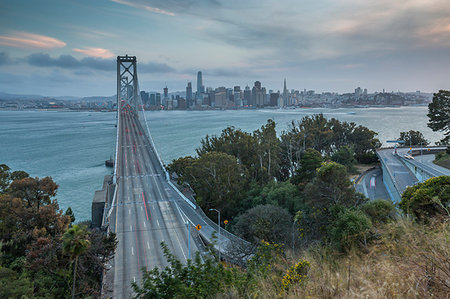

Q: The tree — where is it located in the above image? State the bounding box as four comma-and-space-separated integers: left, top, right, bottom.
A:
331, 145, 357, 173
304, 161, 366, 209
399, 176, 449, 222
399, 130, 429, 146
291, 148, 323, 189
9, 176, 58, 212
183, 151, 246, 220
245, 181, 303, 214
427, 90, 450, 144
62, 224, 91, 299
300, 162, 367, 241
0, 164, 11, 193
234, 204, 292, 244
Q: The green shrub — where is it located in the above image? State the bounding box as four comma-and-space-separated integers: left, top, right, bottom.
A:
400, 176, 450, 222
361, 199, 396, 224
329, 209, 372, 251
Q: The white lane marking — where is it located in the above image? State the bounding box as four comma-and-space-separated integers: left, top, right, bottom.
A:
131, 247, 134, 255
141, 206, 143, 211
156, 219, 160, 227
129, 209, 131, 215
176, 233, 187, 260
143, 221, 146, 228
147, 242, 150, 249
130, 225, 133, 231
133, 276, 136, 282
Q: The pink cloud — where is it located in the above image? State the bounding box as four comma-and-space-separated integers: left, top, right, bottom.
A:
0, 32, 66, 49
72, 47, 115, 58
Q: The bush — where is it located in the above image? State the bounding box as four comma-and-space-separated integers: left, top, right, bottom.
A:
361, 199, 396, 224
281, 259, 310, 291
329, 209, 372, 251
400, 176, 450, 222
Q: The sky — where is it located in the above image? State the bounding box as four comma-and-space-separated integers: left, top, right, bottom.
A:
1, 0, 450, 97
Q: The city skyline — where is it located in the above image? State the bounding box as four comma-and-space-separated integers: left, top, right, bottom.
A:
1, 0, 450, 96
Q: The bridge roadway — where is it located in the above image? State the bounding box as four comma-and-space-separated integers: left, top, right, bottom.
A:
110, 110, 199, 298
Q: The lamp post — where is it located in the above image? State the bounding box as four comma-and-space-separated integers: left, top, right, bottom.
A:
186, 221, 191, 259
209, 208, 221, 261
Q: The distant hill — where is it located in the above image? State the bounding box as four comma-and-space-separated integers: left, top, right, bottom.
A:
0, 92, 82, 101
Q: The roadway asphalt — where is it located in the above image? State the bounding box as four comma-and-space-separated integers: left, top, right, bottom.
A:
396, 148, 450, 177
355, 167, 390, 201
377, 149, 418, 195
110, 110, 199, 298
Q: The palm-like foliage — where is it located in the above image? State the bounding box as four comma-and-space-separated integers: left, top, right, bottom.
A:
62, 224, 91, 299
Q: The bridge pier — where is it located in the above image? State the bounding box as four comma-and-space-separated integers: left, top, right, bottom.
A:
91, 175, 115, 228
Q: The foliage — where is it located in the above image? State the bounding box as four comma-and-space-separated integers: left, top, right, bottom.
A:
399, 130, 430, 146
281, 259, 310, 291
329, 209, 372, 251
331, 145, 357, 173
176, 151, 246, 220
399, 176, 450, 222
433, 151, 450, 169
244, 180, 303, 215
196, 120, 281, 183
0, 164, 117, 298
132, 242, 250, 299
290, 148, 322, 189
298, 162, 367, 242
234, 204, 292, 245
280, 114, 380, 166
0, 266, 33, 298
361, 199, 397, 225
427, 90, 450, 144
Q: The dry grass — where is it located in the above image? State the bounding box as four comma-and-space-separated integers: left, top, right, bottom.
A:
221, 219, 449, 298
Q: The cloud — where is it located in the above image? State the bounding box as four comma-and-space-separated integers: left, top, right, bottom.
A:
139, 61, 175, 73
23, 53, 175, 73
111, 0, 175, 16
0, 52, 13, 65
0, 32, 66, 49
73, 47, 115, 58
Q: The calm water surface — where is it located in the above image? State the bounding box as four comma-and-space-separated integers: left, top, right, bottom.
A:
0, 107, 443, 220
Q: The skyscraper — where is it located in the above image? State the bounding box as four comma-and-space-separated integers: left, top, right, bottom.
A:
283, 78, 289, 106
186, 82, 192, 108
197, 71, 204, 98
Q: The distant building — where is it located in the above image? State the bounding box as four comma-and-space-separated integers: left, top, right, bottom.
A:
243, 85, 251, 106
282, 78, 289, 106
186, 82, 192, 108
252, 81, 265, 107
270, 92, 279, 106
197, 71, 204, 99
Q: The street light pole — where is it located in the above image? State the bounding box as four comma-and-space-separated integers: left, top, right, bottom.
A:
186, 221, 191, 259
209, 208, 221, 261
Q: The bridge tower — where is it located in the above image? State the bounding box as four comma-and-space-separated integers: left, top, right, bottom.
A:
117, 55, 139, 116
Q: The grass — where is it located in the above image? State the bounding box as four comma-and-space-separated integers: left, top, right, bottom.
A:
218, 218, 449, 298
433, 152, 450, 170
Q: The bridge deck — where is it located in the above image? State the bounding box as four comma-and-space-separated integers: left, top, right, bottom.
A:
110, 111, 199, 298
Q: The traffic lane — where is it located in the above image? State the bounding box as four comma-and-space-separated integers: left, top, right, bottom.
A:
378, 150, 418, 193
131, 115, 194, 262
356, 168, 390, 201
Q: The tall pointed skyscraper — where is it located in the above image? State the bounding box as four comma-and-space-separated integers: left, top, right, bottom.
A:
283, 78, 289, 106
197, 71, 204, 99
